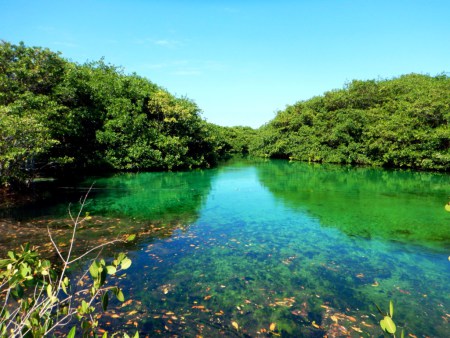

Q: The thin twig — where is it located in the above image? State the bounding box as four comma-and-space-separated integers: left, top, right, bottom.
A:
68, 238, 124, 265
47, 226, 66, 263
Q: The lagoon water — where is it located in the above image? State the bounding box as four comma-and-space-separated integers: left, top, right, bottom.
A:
2, 159, 450, 336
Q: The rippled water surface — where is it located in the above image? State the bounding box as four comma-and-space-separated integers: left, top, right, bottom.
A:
2, 159, 449, 337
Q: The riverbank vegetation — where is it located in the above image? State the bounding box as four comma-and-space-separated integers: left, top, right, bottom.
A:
1, 41, 449, 191
0, 191, 137, 337
251, 74, 450, 170
0, 41, 222, 189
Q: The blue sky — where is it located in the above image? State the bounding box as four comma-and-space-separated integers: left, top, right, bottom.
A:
1, 0, 449, 128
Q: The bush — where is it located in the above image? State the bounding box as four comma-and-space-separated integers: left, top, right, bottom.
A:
0, 189, 138, 338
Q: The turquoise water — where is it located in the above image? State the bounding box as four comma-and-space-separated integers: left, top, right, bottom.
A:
2, 159, 450, 336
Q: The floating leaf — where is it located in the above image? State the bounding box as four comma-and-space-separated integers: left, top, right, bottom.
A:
231, 321, 239, 330
445, 203, 450, 212
269, 322, 276, 331
352, 326, 363, 333
389, 300, 394, 318
126, 234, 136, 242
311, 321, 320, 329
122, 299, 133, 307
347, 315, 357, 322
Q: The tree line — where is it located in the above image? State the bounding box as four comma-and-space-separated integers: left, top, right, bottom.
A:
0, 41, 237, 188
1, 41, 449, 189
251, 73, 450, 170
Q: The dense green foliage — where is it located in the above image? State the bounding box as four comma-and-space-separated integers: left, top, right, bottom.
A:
2, 40, 449, 189
208, 124, 258, 158
251, 74, 450, 170
0, 41, 219, 187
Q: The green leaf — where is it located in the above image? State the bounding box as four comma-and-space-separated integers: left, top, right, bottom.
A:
106, 265, 117, 275
121, 258, 132, 270
89, 261, 100, 278
61, 276, 70, 295
116, 289, 125, 302
117, 253, 126, 263
380, 319, 386, 332
382, 315, 396, 334
67, 326, 76, 338
126, 234, 136, 242
61, 281, 67, 295
133, 331, 139, 338
0, 259, 12, 268
41, 260, 51, 268
100, 268, 107, 286
101, 332, 108, 338
401, 329, 405, 338
389, 300, 394, 318
102, 292, 109, 311
47, 284, 53, 298
13, 284, 24, 299
81, 300, 89, 314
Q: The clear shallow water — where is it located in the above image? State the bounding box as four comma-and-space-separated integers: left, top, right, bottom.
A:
2, 159, 450, 337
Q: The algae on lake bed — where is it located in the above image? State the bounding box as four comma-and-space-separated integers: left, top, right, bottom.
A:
1, 159, 449, 336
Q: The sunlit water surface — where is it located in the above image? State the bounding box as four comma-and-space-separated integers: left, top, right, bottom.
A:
2, 159, 449, 337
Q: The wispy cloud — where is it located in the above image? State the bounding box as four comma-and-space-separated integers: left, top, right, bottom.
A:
154, 39, 181, 47
139, 60, 228, 77
172, 69, 202, 76
221, 6, 240, 14
133, 37, 184, 48
171, 60, 229, 77
141, 63, 168, 70
37, 25, 55, 33
52, 41, 79, 48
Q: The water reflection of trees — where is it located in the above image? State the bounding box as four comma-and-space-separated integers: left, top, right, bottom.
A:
88, 169, 216, 223
256, 160, 450, 250
0, 169, 217, 254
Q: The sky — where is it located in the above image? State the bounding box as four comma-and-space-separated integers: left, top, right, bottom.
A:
1, 0, 449, 128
